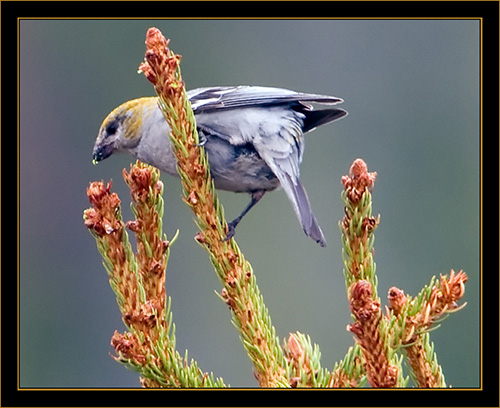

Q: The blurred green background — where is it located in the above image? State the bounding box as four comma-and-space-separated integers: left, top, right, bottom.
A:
20, 19, 480, 388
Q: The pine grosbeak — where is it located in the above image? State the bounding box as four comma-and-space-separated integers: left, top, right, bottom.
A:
92, 86, 347, 246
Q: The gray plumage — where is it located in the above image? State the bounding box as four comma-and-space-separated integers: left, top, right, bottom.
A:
93, 86, 347, 246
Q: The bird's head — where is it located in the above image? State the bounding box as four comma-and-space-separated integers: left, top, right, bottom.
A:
92, 97, 158, 164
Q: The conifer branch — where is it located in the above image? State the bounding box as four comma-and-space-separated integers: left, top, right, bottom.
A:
84, 164, 225, 388
283, 332, 331, 387
339, 159, 467, 388
138, 27, 288, 387
340, 158, 405, 387
386, 270, 467, 387
328, 344, 366, 388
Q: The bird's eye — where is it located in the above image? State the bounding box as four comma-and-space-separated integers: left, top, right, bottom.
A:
106, 121, 118, 136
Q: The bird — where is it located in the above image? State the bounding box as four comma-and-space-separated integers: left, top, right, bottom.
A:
92, 86, 347, 246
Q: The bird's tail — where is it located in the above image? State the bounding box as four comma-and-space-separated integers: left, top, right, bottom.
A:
302, 108, 347, 133
282, 173, 327, 247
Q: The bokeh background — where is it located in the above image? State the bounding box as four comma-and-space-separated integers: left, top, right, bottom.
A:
20, 19, 480, 388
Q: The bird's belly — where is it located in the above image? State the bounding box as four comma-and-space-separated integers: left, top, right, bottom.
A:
204, 138, 279, 193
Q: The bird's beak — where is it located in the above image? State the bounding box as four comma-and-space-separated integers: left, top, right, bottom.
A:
92, 141, 115, 165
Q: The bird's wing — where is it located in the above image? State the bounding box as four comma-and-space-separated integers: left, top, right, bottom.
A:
251, 115, 327, 246
196, 104, 327, 246
190, 86, 335, 246
188, 86, 343, 112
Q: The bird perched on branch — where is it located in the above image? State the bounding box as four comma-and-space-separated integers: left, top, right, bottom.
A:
92, 86, 347, 246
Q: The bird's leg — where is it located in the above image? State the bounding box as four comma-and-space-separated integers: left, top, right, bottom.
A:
223, 190, 266, 241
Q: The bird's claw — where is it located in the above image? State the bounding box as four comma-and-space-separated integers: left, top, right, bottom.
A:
221, 222, 236, 242
195, 134, 207, 147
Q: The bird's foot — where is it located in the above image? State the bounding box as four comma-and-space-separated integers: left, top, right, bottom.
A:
195, 133, 207, 147
221, 222, 236, 242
